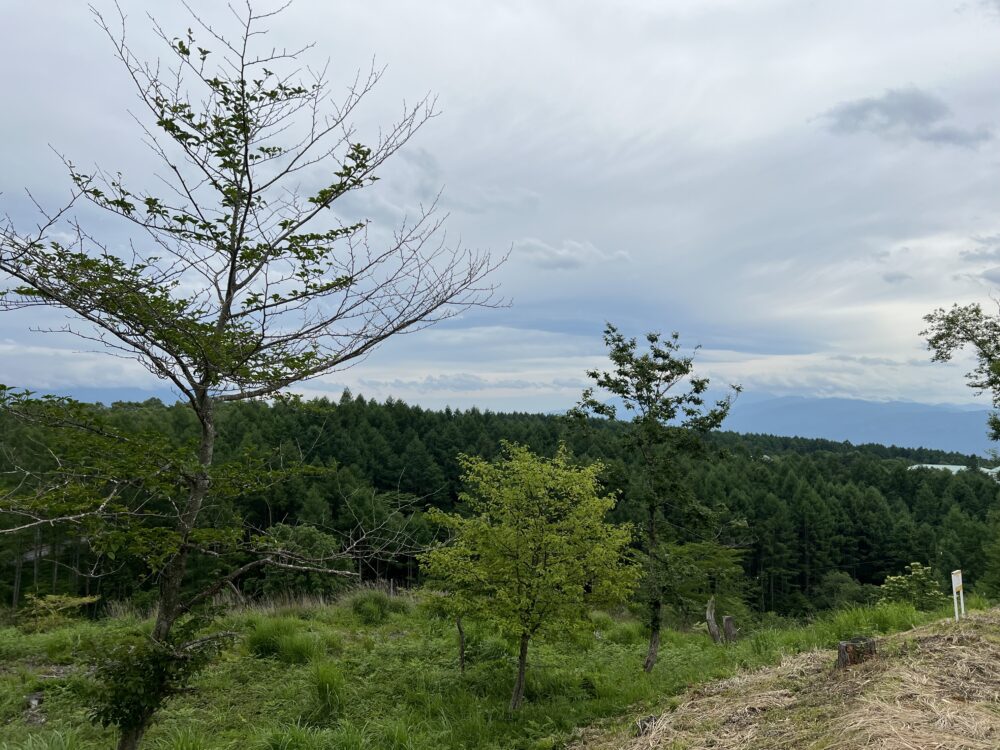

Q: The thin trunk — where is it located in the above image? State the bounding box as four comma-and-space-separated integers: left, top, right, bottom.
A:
706, 596, 723, 644
152, 401, 215, 643
643, 499, 661, 673
50, 534, 59, 592
32, 527, 40, 593
115, 401, 215, 750
509, 632, 530, 711
643, 608, 661, 673
456, 617, 466, 674
11, 536, 23, 609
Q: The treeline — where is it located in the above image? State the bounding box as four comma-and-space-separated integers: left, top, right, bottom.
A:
2, 391, 998, 616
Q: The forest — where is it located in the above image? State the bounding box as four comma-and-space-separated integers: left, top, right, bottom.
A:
4, 391, 996, 619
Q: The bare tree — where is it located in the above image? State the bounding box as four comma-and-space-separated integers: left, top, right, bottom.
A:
0, 2, 502, 747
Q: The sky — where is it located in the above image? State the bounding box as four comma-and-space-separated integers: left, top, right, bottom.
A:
4, 0, 1000, 412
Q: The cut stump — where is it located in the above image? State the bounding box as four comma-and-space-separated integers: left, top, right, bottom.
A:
836, 637, 877, 669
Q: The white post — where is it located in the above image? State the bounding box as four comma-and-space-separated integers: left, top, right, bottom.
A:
959, 587, 966, 617
951, 570, 963, 622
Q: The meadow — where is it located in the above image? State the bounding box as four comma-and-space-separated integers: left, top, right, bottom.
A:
0, 591, 984, 750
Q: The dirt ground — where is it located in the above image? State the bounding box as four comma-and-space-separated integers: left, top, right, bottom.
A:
572, 610, 1000, 750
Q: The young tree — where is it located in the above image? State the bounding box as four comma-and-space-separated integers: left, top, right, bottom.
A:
420, 443, 637, 711
573, 323, 739, 672
0, 3, 500, 747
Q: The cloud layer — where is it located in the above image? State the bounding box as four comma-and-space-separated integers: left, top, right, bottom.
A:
3, 1, 1000, 411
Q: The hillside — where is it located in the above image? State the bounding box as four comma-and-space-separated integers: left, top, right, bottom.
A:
725, 395, 995, 457
574, 609, 1000, 750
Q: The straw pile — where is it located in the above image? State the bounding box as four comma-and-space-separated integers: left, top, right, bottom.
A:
573, 610, 1000, 750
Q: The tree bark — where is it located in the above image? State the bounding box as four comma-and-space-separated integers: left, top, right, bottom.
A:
456, 617, 466, 674
706, 597, 723, 644
723, 615, 738, 644
509, 632, 530, 711
643, 604, 661, 673
11, 535, 22, 609
836, 637, 876, 669
117, 726, 146, 750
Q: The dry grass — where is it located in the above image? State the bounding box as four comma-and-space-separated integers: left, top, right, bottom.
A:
572, 609, 1000, 750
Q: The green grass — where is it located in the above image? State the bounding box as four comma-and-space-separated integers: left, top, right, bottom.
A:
0, 593, 984, 750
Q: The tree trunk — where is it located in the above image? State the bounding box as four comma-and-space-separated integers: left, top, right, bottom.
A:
643, 606, 661, 673
151, 400, 215, 644
642, 499, 662, 673
11, 535, 22, 609
509, 632, 530, 711
706, 597, 723, 644
723, 615, 738, 644
836, 637, 876, 669
117, 726, 146, 750
456, 617, 466, 674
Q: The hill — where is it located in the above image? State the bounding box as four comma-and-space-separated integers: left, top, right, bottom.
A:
725, 394, 995, 457
574, 609, 1000, 750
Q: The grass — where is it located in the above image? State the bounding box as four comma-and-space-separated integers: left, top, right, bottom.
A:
0, 592, 985, 750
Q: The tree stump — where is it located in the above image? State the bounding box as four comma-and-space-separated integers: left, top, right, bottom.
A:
723, 615, 738, 644
706, 597, 723, 644
836, 637, 877, 669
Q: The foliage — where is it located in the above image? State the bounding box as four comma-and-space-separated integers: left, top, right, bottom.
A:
421, 443, 638, 708
878, 563, 948, 611
572, 323, 741, 670
19, 594, 100, 633
88, 623, 227, 738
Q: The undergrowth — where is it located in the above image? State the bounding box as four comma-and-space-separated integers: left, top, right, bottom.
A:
0, 592, 985, 750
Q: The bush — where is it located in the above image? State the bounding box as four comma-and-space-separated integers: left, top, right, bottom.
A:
878, 563, 948, 611
18, 594, 99, 633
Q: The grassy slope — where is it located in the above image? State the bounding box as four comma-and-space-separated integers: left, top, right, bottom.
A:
574, 608, 1000, 750
0, 594, 984, 750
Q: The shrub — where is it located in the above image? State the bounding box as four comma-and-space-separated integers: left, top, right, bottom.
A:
878, 563, 948, 611
18, 594, 99, 633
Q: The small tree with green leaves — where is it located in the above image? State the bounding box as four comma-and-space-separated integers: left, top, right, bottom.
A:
421, 443, 638, 711
572, 323, 740, 672
877, 562, 947, 611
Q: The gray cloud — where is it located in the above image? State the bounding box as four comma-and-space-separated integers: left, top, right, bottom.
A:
882, 271, 912, 283
821, 88, 991, 147
514, 238, 629, 270
959, 234, 1000, 262
358, 373, 584, 393
981, 267, 1000, 285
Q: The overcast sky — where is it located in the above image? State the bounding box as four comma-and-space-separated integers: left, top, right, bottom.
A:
4, 0, 1000, 411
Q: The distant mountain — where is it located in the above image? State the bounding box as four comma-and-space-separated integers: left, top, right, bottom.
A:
725, 395, 994, 456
